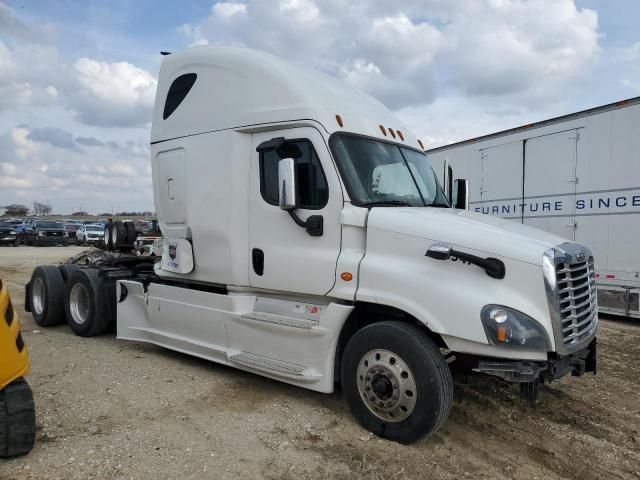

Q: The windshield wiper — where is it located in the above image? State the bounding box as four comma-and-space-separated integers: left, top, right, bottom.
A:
360, 200, 413, 207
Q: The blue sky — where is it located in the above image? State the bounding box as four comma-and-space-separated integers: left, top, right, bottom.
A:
1, 0, 639, 213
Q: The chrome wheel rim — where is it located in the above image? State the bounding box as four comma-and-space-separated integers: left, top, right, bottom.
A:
104, 228, 110, 245
69, 283, 90, 325
32, 277, 45, 315
357, 349, 417, 423
111, 226, 118, 245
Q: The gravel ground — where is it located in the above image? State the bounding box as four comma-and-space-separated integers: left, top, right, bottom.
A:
1, 246, 639, 480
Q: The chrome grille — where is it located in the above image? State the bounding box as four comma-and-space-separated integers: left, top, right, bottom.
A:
556, 257, 597, 348
543, 243, 598, 355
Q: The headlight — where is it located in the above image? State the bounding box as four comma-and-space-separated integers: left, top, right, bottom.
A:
10, 230, 17, 235
481, 305, 550, 351
38, 231, 46, 236
63, 232, 69, 237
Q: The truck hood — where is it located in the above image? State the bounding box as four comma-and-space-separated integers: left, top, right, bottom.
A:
367, 208, 569, 266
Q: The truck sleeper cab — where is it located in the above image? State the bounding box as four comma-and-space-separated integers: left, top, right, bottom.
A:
26, 46, 597, 443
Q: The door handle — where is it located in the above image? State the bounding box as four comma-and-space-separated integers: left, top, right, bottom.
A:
252, 248, 264, 276
167, 178, 175, 200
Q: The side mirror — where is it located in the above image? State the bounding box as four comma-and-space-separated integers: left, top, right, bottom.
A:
278, 158, 297, 210
453, 179, 469, 210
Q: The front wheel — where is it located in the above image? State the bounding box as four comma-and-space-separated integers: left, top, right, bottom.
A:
0, 378, 36, 457
341, 321, 453, 444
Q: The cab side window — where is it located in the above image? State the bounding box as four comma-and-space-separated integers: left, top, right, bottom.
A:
259, 140, 329, 210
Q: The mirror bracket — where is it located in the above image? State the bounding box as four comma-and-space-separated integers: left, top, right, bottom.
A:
288, 211, 323, 237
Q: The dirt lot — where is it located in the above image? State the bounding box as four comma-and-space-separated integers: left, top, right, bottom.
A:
1, 247, 639, 480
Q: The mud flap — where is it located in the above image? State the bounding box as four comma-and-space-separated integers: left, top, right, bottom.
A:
23, 282, 31, 313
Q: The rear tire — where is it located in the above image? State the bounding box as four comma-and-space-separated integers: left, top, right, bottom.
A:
341, 322, 453, 444
29, 265, 66, 327
0, 378, 36, 458
124, 222, 137, 248
58, 264, 81, 284
104, 224, 114, 251
65, 269, 111, 337
111, 221, 126, 250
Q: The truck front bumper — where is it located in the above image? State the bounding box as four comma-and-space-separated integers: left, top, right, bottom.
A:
473, 338, 597, 383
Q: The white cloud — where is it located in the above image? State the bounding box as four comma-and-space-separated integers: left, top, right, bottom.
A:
0, 126, 153, 213
180, 0, 599, 110
0, 39, 14, 78
444, 0, 599, 96
213, 2, 247, 18
68, 58, 157, 127
1, 161, 17, 175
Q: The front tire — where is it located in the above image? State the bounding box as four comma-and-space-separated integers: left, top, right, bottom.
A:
0, 378, 36, 458
341, 322, 453, 444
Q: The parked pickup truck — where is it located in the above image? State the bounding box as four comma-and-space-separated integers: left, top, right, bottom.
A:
25, 46, 597, 443
24, 221, 69, 247
0, 222, 20, 247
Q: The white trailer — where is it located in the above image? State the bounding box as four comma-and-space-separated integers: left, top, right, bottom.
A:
25, 46, 598, 443
428, 97, 640, 319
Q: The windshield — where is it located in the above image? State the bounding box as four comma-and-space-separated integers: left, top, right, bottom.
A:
37, 221, 64, 228
331, 135, 449, 207
87, 226, 103, 232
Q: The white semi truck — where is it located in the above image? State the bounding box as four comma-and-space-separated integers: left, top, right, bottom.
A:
427, 97, 640, 319
25, 46, 597, 443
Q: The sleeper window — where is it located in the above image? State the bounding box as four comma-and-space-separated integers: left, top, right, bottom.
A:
163, 73, 197, 120
259, 140, 329, 210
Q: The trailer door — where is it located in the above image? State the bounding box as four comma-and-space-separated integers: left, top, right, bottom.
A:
523, 130, 580, 240
478, 141, 523, 220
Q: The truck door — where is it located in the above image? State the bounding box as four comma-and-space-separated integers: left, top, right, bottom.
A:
479, 141, 524, 220
248, 127, 343, 295
523, 129, 580, 240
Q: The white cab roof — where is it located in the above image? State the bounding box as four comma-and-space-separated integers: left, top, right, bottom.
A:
151, 46, 418, 148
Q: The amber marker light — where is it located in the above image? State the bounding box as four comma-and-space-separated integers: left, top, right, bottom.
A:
341, 272, 353, 281
497, 326, 507, 343
417, 139, 424, 149
397, 130, 404, 141
388, 128, 396, 139
335, 114, 344, 127
379, 124, 387, 136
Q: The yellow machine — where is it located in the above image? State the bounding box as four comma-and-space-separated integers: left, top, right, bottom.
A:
0, 276, 35, 457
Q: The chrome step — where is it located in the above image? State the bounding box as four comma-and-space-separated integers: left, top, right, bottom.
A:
241, 311, 318, 329
229, 351, 319, 379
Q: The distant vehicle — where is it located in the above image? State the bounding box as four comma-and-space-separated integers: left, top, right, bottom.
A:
24, 221, 68, 247
13, 223, 30, 235
64, 223, 80, 244
0, 222, 20, 247
75, 224, 105, 246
